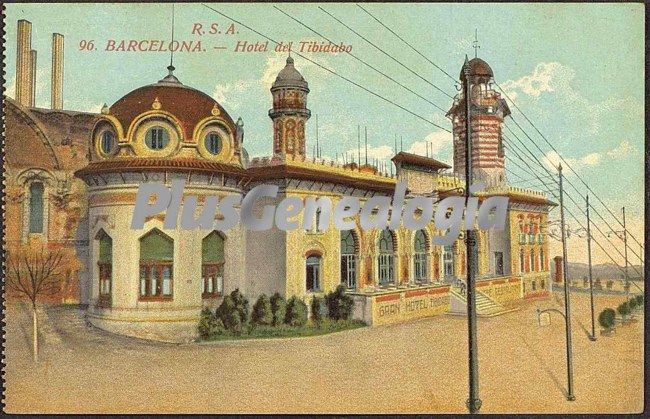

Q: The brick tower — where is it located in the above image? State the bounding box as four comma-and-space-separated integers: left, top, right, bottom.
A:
447, 57, 511, 188
269, 56, 311, 159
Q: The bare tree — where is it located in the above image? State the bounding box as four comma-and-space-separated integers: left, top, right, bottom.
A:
6, 245, 64, 362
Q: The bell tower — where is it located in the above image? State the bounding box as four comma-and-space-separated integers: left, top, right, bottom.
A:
447, 57, 511, 188
269, 56, 311, 159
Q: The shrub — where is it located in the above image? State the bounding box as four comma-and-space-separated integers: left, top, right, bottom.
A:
325, 285, 354, 321
216, 295, 244, 333
252, 294, 273, 326
635, 294, 643, 306
230, 288, 250, 326
598, 308, 616, 330
285, 296, 308, 326
628, 298, 637, 310
270, 292, 286, 326
197, 308, 224, 339
617, 301, 631, 319
311, 296, 327, 325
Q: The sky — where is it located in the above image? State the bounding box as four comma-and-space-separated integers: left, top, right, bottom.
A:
4, 3, 645, 267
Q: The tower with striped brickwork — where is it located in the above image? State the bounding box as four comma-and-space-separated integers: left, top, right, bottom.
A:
447, 58, 511, 188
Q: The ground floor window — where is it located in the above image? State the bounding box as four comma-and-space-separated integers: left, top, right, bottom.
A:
139, 263, 173, 298
306, 255, 321, 292
443, 245, 454, 279
413, 230, 428, 283
378, 229, 396, 286
202, 263, 223, 297
494, 252, 504, 276
341, 254, 356, 289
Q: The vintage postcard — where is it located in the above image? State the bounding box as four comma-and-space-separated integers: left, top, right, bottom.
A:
2, 2, 645, 414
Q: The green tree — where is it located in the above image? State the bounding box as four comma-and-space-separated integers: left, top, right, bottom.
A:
617, 301, 631, 320
311, 296, 325, 326
230, 288, 250, 326
285, 296, 308, 326
252, 294, 273, 326
326, 285, 354, 320
270, 292, 286, 326
197, 308, 224, 339
598, 308, 616, 330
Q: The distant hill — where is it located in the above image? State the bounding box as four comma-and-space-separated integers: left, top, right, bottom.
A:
551, 262, 644, 280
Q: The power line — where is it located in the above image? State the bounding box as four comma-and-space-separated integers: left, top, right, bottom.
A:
504, 130, 642, 276
504, 119, 644, 265
495, 80, 644, 251
319, 6, 454, 100
356, 3, 458, 84
200, 4, 451, 133
273, 6, 449, 113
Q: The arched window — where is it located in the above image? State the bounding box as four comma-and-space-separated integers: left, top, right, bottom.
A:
378, 229, 395, 286
202, 231, 225, 297
29, 182, 44, 234
519, 248, 525, 274
443, 245, 454, 279
529, 250, 536, 273
413, 230, 428, 283
539, 249, 545, 271
139, 229, 173, 299
97, 229, 112, 302
340, 230, 357, 289
306, 254, 322, 292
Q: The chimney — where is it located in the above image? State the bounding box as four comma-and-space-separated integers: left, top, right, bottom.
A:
51, 33, 64, 109
15, 20, 32, 107
30, 50, 37, 107
553, 256, 563, 283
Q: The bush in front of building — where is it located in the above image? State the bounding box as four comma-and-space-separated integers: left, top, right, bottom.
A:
598, 308, 616, 330
310, 296, 327, 326
270, 292, 286, 327
230, 288, 250, 326
616, 301, 631, 321
216, 295, 241, 333
198, 307, 224, 339
635, 294, 643, 307
285, 296, 308, 326
628, 297, 638, 311
252, 294, 273, 326
325, 285, 354, 321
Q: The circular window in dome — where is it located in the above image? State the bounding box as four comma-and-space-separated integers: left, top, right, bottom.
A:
145, 126, 170, 150
100, 131, 117, 154
205, 132, 222, 155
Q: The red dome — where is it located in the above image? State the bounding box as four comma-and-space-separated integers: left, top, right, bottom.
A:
109, 80, 236, 140
460, 58, 494, 80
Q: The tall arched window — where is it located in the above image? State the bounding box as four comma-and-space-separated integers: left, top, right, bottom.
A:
139, 229, 173, 299
202, 231, 225, 298
530, 250, 536, 272
29, 182, 44, 233
306, 254, 322, 292
413, 230, 428, 283
520, 248, 525, 274
340, 230, 357, 289
378, 229, 396, 286
443, 245, 454, 279
96, 229, 112, 302
539, 248, 545, 271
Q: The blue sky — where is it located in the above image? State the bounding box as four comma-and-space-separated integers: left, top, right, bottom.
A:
4, 3, 644, 265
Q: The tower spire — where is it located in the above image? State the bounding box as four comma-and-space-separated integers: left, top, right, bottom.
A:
169, 3, 176, 72
472, 28, 480, 59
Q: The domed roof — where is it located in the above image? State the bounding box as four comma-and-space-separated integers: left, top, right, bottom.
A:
109, 68, 236, 140
271, 56, 309, 92
460, 58, 494, 80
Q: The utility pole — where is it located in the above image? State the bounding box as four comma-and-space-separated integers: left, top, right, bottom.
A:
558, 163, 576, 401
586, 194, 596, 341
357, 125, 361, 167
463, 56, 481, 414
622, 207, 629, 302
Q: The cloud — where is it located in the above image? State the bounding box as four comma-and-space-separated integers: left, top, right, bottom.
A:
500, 62, 573, 102
542, 139, 634, 172
212, 80, 253, 110
407, 130, 453, 159
606, 140, 633, 159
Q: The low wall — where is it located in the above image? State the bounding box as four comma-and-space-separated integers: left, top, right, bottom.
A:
476, 276, 522, 304
350, 284, 450, 326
